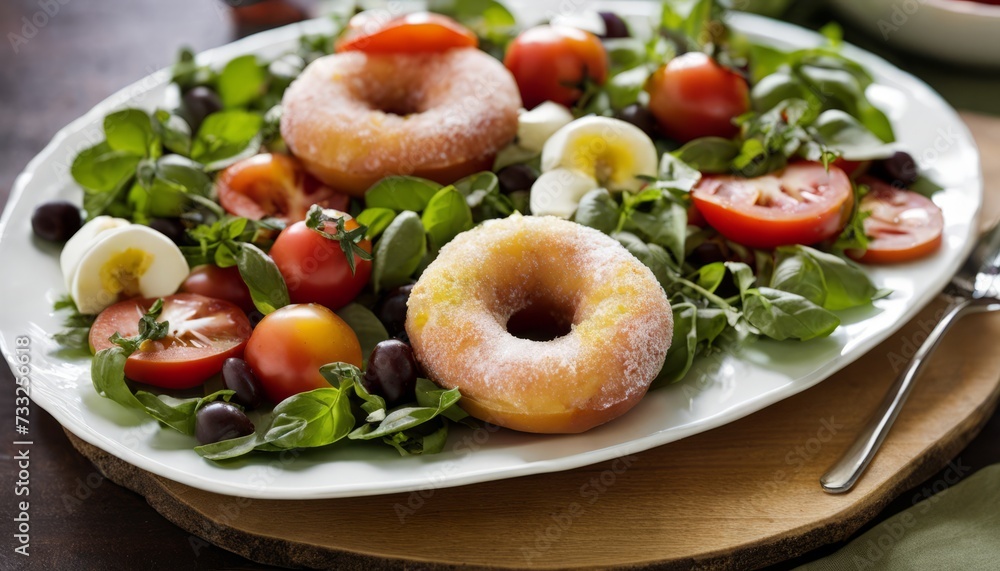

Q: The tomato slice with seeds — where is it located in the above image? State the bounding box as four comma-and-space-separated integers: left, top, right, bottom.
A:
691, 162, 854, 249
849, 178, 944, 264
216, 153, 350, 224
89, 294, 252, 389
336, 12, 478, 54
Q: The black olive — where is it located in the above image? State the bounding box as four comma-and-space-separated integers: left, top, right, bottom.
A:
875, 151, 919, 187
195, 402, 254, 445
222, 358, 265, 409
148, 217, 187, 245
614, 104, 659, 139
31, 201, 82, 242
374, 284, 414, 338
598, 12, 629, 39
181, 86, 223, 132
363, 340, 419, 407
497, 164, 539, 195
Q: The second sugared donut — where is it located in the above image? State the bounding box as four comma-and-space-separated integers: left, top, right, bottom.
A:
405, 215, 674, 434
280, 48, 521, 196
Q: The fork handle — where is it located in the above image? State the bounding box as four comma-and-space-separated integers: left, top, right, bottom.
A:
820, 299, 976, 494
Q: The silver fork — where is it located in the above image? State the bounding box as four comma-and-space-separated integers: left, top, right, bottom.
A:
820, 222, 1000, 493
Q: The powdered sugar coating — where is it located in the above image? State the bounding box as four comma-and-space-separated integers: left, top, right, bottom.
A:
281, 48, 520, 195
406, 215, 674, 434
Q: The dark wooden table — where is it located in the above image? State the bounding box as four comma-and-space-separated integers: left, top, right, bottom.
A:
1, 1, 998, 569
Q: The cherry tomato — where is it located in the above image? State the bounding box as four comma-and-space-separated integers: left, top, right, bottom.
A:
336, 11, 477, 54
244, 304, 363, 403
89, 294, 252, 390
503, 25, 608, 109
180, 265, 255, 312
849, 178, 944, 264
646, 52, 750, 143
269, 211, 372, 310
691, 162, 853, 249
216, 153, 350, 224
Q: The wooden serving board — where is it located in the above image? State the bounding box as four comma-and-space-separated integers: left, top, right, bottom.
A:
64, 113, 1000, 570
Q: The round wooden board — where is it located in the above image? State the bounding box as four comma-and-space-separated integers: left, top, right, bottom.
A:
64, 113, 1000, 570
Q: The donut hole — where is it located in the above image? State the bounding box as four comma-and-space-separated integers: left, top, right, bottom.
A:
366, 87, 424, 117
505, 296, 575, 342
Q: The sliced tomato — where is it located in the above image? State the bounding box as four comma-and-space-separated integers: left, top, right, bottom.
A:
89, 294, 252, 389
691, 162, 853, 249
336, 12, 477, 54
849, 178, 944, 264
216, 153, 350, 224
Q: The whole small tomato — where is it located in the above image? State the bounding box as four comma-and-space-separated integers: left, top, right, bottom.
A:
646, 52, 750, 143
244, 304, 363, 403
269, 210, 372, 311
216, 153, 350, 224
503, 25, 608, 109
180, 265, 255, 312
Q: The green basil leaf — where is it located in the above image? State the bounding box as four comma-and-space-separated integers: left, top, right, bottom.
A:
235, 243, 289, 314
770, 249, 827, 307
697, 262, 727, 293
725, 261, 757, 296
604, 37, 647, 74
195, 432, 261, 461
349, 379, 462, 440
335, 304, 389, 363
263, 386, 355, 449
154, 109, 193, 156
606, 66, 649, 110
217, 55, 266, 108
655, 302, 698, 387
71, 142, 142, 194
742, 287, 840, 341
135, 155, 213, 218
813, 109, 894, 160
372, 211, 427, 292
91, 347, 145, 410
356, 207, 396, 240
622, 199, 687, 265
674, 137, 740, 173
191, 110, 264, 169
658, 152, 702, 192
134, 390, 235, 436
574, 188, 619, 234
774, 245, 879, 311
614, 232, 673, 287
364, 176, 442, 212
421, 186, 474, 251
104, 108, 159, 158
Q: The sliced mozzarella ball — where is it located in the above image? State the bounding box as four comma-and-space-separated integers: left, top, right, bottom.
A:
541, 116, 658, 192
60, 216, 131, 290
529, 168, 599, 219
517, 102, 575, 154
71, 225, 190, 315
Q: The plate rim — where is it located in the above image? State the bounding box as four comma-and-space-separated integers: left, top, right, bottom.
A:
0, 10, 983, 499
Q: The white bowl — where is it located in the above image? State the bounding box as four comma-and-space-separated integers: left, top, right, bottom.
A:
830, 0, 1000, 67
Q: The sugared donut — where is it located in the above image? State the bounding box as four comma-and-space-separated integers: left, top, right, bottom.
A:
280, 48, 521, 196
406, 215, 674, 434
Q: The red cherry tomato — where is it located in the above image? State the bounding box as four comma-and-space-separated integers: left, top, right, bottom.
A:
269, 211, 372, 311
336, 11, 478, 54
503, 25, 608, 109
244, 304, 363, 403
691, 162, 854, 249
216, 153, 350, 224
831, 157, 871, 178
646, 52, 750, 143
849, 178, 944, 264
180, 265, 255, 312
89, 294, 252, 390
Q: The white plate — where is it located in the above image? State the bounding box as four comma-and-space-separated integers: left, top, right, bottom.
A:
0, 7, 981, 500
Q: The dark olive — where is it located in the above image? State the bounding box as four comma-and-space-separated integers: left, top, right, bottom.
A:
876, 151, 919, 187
222, 357, 265, 409
181, 86, 223, 131
31, 201, 82, 242
497, 164, 539, 195
614, 104, 659, 140
375, 284, 414, 338
598, 12, 629, 38
148, 217, 187, 245
195, 401, 254, 445
363, 340, 419, 407
246, 310, 265, 330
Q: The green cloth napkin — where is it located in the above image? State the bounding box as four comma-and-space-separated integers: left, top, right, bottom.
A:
797, 464, 1000, 570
